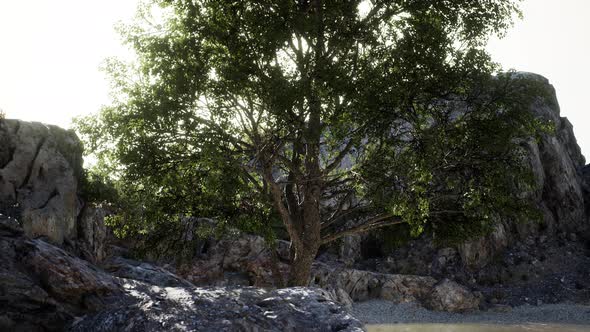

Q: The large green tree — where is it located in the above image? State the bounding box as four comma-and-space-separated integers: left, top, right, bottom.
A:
78, 0, 547, 285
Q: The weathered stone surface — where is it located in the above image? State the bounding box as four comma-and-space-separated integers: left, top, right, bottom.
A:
180, 233, 289, 287
0, 119, 83, 245
456, 74, 587, 268
1, 218, 363, 332
69, 283, 364, 332
311, 262, 437, 304
0, 216, 121, 331
105, 256, 194, 287
77, 205, 108, 263
424, 279, 480, 313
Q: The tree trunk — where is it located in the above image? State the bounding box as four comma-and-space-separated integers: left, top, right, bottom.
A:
288, 245, 318, 286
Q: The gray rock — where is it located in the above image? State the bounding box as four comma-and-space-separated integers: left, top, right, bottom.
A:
424, 279, 480, 313
0, 217, 121, 331
0, 119, 83, 245
69, 283, 364, 332
311, 262, 436, 303
77, 205, 108, 263
105, 256, 194, 288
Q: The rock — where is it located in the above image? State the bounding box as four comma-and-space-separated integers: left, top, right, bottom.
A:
180, 233, 289, 287
69, 284, 364, 332
0, 218, 121, 331
311, 262, 436, 304
22, 239, 121, 308
105, 256, 193, 287
424, 279, 480, 313
0, 120, 83, 245
77, 205, 108, 263
1, 217, 361, 331
339, 234, 363, 266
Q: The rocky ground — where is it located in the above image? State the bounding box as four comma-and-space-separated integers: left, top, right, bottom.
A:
353, 300, 590, 326
0, 216, 364, 332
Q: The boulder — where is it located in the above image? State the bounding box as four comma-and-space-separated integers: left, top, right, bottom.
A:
424, 279, 480, 313
311, 262, 436, 303
69, 283, 364, 332
180, 233, 289, 287
1, 217, 363, 332
105, 256, 193, 288
0, 119, 83, 245
0, 216, 121, 331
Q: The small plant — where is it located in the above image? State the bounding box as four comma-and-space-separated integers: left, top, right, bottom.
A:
0, 109, 5, 120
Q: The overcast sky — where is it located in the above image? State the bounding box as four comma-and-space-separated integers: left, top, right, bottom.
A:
0, 0, 588, 159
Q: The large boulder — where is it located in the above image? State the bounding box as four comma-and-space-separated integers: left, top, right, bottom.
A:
0, 119, 83, 245
179, 232, 290, 287
311, 262, 436, 303
0, 216, 121, 331
424, 279, 480, 313
69, 284, 364, 332
0, 217, 363, 332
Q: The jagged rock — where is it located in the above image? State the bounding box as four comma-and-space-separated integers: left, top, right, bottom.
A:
105, 256, 194, 287
424, 279, 480, 313
180, 233, 289, 287
77, 205, 107, 263
69, 284, 364, 332
1, 217, 362, 331
0, 217, 121, 331
311, 262, 436, 303
0, 119, 83, 245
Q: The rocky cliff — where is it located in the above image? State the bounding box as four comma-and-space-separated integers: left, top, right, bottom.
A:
338, 74, 589, 271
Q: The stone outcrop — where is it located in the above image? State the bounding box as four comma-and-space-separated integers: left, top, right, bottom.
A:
179, 232, 291, 287
335, 74, 589, 271
0, 216, 363, 332
311, 262, 481, 312
456, 74, 587, 268
0, 119, 83, 245
77, 205, 108, 263
0, 215, 121, 331
70, 284, 363, 332
424, 279, 481, 313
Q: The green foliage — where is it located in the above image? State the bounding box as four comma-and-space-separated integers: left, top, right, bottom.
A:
75, 0, 541, 261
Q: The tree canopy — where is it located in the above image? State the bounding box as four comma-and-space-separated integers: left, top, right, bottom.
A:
77, 0, 548, 285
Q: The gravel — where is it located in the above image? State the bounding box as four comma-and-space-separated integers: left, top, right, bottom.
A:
353, 300, 590, 326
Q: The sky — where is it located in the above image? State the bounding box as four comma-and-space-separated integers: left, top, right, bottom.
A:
0, 0, 588, 159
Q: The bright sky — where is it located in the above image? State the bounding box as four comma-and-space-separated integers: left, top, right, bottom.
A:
0, 0, 588, 159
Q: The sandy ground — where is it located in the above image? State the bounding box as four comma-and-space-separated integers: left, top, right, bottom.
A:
353, 300, 590, 326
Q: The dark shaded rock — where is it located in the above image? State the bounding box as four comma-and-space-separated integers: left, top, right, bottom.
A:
311, 262, 436, 304
0, 216, 121, 331
77, 205, 108, 263
424, 279, 480, 313
105, 256, 193, 287
69, 284, 364, 332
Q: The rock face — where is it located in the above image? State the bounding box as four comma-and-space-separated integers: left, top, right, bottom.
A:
0, 215, 121, 331
70, 285, 363, 332
456, 74, 587, 268
0, 120, 83, 245
77, 205, 108, 263
179, 233, 290, 287
337, 74, 589, 271
0, 216, 363, 332
424, 279, 480, 313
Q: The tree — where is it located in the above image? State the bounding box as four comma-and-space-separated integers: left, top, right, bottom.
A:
77, 0, 547, 286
